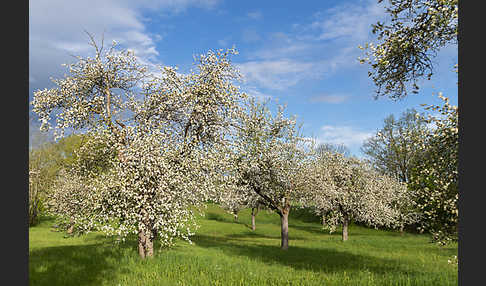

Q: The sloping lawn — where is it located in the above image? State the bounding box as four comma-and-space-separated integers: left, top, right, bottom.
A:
29, 204, 457, 285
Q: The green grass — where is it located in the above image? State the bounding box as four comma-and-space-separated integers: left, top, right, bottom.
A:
29, 204, 457, 285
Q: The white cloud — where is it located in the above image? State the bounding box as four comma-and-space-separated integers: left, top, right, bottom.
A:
235, 1, 386, 91
237, 59, 318, 90
248, 32, 316, 61
316, 125, 373, 149
308, 0, 386, 42
29, 0, 220, 97
309, 94, 350, 104
236, 45, 360, 90
242, 86, 273, 102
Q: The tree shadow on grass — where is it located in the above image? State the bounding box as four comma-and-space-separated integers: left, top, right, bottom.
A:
205, 212, 247, 225
226, 231, 307, 241
29, 237, 137, 286
290, 223, 385, 238
192, 234, 420, 276
205, 212, 231, 222
205, 212, 263, 232
289, 224, 328, 236
288, 224, 457, 260
289, 207, 321, 224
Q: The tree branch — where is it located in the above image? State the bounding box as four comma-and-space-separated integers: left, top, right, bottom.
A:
252, 184, 282, 216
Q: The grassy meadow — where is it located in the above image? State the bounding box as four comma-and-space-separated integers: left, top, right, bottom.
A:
29, 204, 457, 286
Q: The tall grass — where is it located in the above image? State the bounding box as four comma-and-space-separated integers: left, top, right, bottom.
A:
29, 204, 457, 285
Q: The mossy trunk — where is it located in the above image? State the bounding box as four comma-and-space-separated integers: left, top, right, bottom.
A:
29, 202, 39, 226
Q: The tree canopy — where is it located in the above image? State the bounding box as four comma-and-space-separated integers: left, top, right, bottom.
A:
359, 0, 458, 99
409, 95, 458, 244
361, 108, 429, 183
32, 37, 247, 258
231, 98, 309, 249
298, 150, 413, 241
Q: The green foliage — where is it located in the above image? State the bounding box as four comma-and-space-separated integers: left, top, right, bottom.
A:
54, 134, 90, 169
29, 135, 73, 226
408, 95, 458, 244
359, 0, 458, 244
361, 108, 428, 183
360, 0, 458, 99
28, 133, 101, 226
361, 97, 458, 244
68, 133, 117, 178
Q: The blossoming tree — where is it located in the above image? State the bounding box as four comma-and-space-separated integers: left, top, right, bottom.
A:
32, 36, 246, 258
219, 181, 267, 230
299, 151, 413, 241
232, 98, 309, 250
218, 183, 249, 222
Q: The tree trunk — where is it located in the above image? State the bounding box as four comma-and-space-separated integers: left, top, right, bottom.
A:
399, 224, 404, 236
29, 198, 39, 226
138, 228, 154, 259
251, 207, 258, 231
280, 207, 290, 250
233, 212, 238, 222
342, 214, 349, 241
138, 229, 147, 259
322, 215, 326, 226
146, 233, 154, 257
67, 218, 74, 235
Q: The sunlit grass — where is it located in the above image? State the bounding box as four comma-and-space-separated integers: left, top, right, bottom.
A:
29, 204, 457, 285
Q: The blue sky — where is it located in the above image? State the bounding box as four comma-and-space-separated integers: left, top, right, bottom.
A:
29, 0, 458, 156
